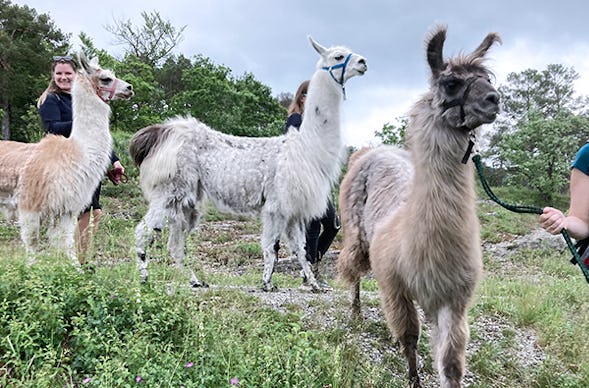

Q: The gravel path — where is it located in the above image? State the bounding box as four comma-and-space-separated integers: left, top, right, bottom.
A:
228, 229, 563, 386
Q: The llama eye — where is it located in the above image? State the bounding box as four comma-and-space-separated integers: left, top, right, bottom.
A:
442, 78, 463, 93
101, 77, 113, 84
334, 55, 344, 61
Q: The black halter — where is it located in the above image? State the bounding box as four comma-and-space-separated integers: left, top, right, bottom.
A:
439, 76, 482, 164
440, 76, 479, 132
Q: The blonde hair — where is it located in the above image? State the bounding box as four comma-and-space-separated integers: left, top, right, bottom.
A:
287, 80, 310, 115
37, 58, 77, 108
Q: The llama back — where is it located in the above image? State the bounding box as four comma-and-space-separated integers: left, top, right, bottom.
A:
0, 141, 37, 194
338, 145, 413, 284
348, 145, 413, 242
131, 117, 282, 214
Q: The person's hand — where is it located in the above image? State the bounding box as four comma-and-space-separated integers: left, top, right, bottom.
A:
539, 206, 566, 235
107, 161, 127, 185
113, 160, 125, 174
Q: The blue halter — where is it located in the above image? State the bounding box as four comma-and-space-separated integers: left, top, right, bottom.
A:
322, 52, 352, 99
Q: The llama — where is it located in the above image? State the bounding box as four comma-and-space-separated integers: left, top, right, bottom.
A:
337, 26, 500, 387
129, 36, 367, 291
0, 54, 134, 266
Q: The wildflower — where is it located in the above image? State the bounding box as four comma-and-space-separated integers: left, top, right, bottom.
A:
184, 361, 194, 368
136, 375, 141, 383
82, 377, 92, 384
230, 377, 240, 385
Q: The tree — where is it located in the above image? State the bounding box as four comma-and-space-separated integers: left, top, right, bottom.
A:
0, 0, 69, 140
498, 110, 587, 202
374, 116, 407, 145
489, 64, 589, 200
106, 11, 186, 68
169, 55, 285, 137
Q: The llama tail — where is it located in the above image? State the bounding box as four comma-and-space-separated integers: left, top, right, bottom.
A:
337, 147, 373, 285
129, 124, 173, 166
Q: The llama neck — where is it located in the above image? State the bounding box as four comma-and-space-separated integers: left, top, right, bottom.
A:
279, 70, 345, 220
70, 80, 112, 162
406, 99, 477, 221
299, 71, 343, 156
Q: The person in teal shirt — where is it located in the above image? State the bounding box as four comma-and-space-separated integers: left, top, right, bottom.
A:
540, 143, 589, 242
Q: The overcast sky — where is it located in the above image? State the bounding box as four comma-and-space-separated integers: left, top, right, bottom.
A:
13, 0, 589, 146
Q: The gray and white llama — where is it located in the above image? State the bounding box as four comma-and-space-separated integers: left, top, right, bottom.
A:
337, 26, 500, 387
129, 36, 367, 291
0, 54, 133, 266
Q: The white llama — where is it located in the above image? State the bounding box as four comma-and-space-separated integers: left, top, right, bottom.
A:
338, 26, 501, 387
0, 54, 134, 266
129, 36, 367, 291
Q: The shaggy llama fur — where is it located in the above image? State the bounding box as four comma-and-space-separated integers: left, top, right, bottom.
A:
0, 55, 133, 266
129, 36, 367, 291
337, 26, 501, 387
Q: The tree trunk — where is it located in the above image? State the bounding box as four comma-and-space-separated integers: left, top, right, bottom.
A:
1, 96, 10, 140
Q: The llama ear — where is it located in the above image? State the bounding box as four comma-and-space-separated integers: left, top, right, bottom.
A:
308, 36, 327, 56
468, 32, 502, 60
78, 52, 91, 74
89, 57, 100, 67
426, 25, 447, 78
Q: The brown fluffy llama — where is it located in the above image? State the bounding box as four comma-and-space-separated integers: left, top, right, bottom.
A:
337, 26, 501, 388
0, 54, 133, 266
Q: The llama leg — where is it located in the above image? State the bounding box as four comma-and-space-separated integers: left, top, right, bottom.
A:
135, 205, 166, 283
379, 279, 422, 388
435, 305, 469, 388
167, 206, 206, 288
58, 214, 80, 269
351, 280, 361, 318
286, 220, 320, 292
259, 213, 286, 292
19, 211, 40, 266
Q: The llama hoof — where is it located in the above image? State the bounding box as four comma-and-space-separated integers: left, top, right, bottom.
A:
190, 280, 209, 288
310, 284, 326, 293
261, 282, 277, 292
409, 375, 422, 388
81, 263, 96, 273
351, 307, 362, 320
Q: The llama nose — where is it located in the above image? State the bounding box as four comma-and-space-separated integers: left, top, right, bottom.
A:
485, 91, 500, 106
127, 85, 134, 91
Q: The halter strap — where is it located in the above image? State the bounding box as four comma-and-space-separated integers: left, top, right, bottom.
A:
96, 78, 118, 102
322, 53, 352, 100
441, 77, 479, 131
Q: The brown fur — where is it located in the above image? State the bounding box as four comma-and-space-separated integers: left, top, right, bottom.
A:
0, 141, 37, 192
337, 25, 501, 388
18, 135, 83, 212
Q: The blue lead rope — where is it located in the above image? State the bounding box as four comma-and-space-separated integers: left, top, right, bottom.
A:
472, 153, 589, 284
322, 53, 352, 100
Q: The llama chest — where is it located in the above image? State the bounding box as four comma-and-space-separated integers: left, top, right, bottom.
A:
403, 233, 483, 308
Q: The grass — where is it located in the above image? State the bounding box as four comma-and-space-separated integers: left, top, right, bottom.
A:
1, 135, 588, 386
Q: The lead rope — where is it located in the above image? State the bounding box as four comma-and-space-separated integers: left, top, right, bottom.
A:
468, 143, 589, 284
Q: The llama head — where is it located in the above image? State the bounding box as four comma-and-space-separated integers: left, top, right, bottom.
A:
77, 52, 134, 102
309, 36, 367, 87
426, 25, 501, 131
